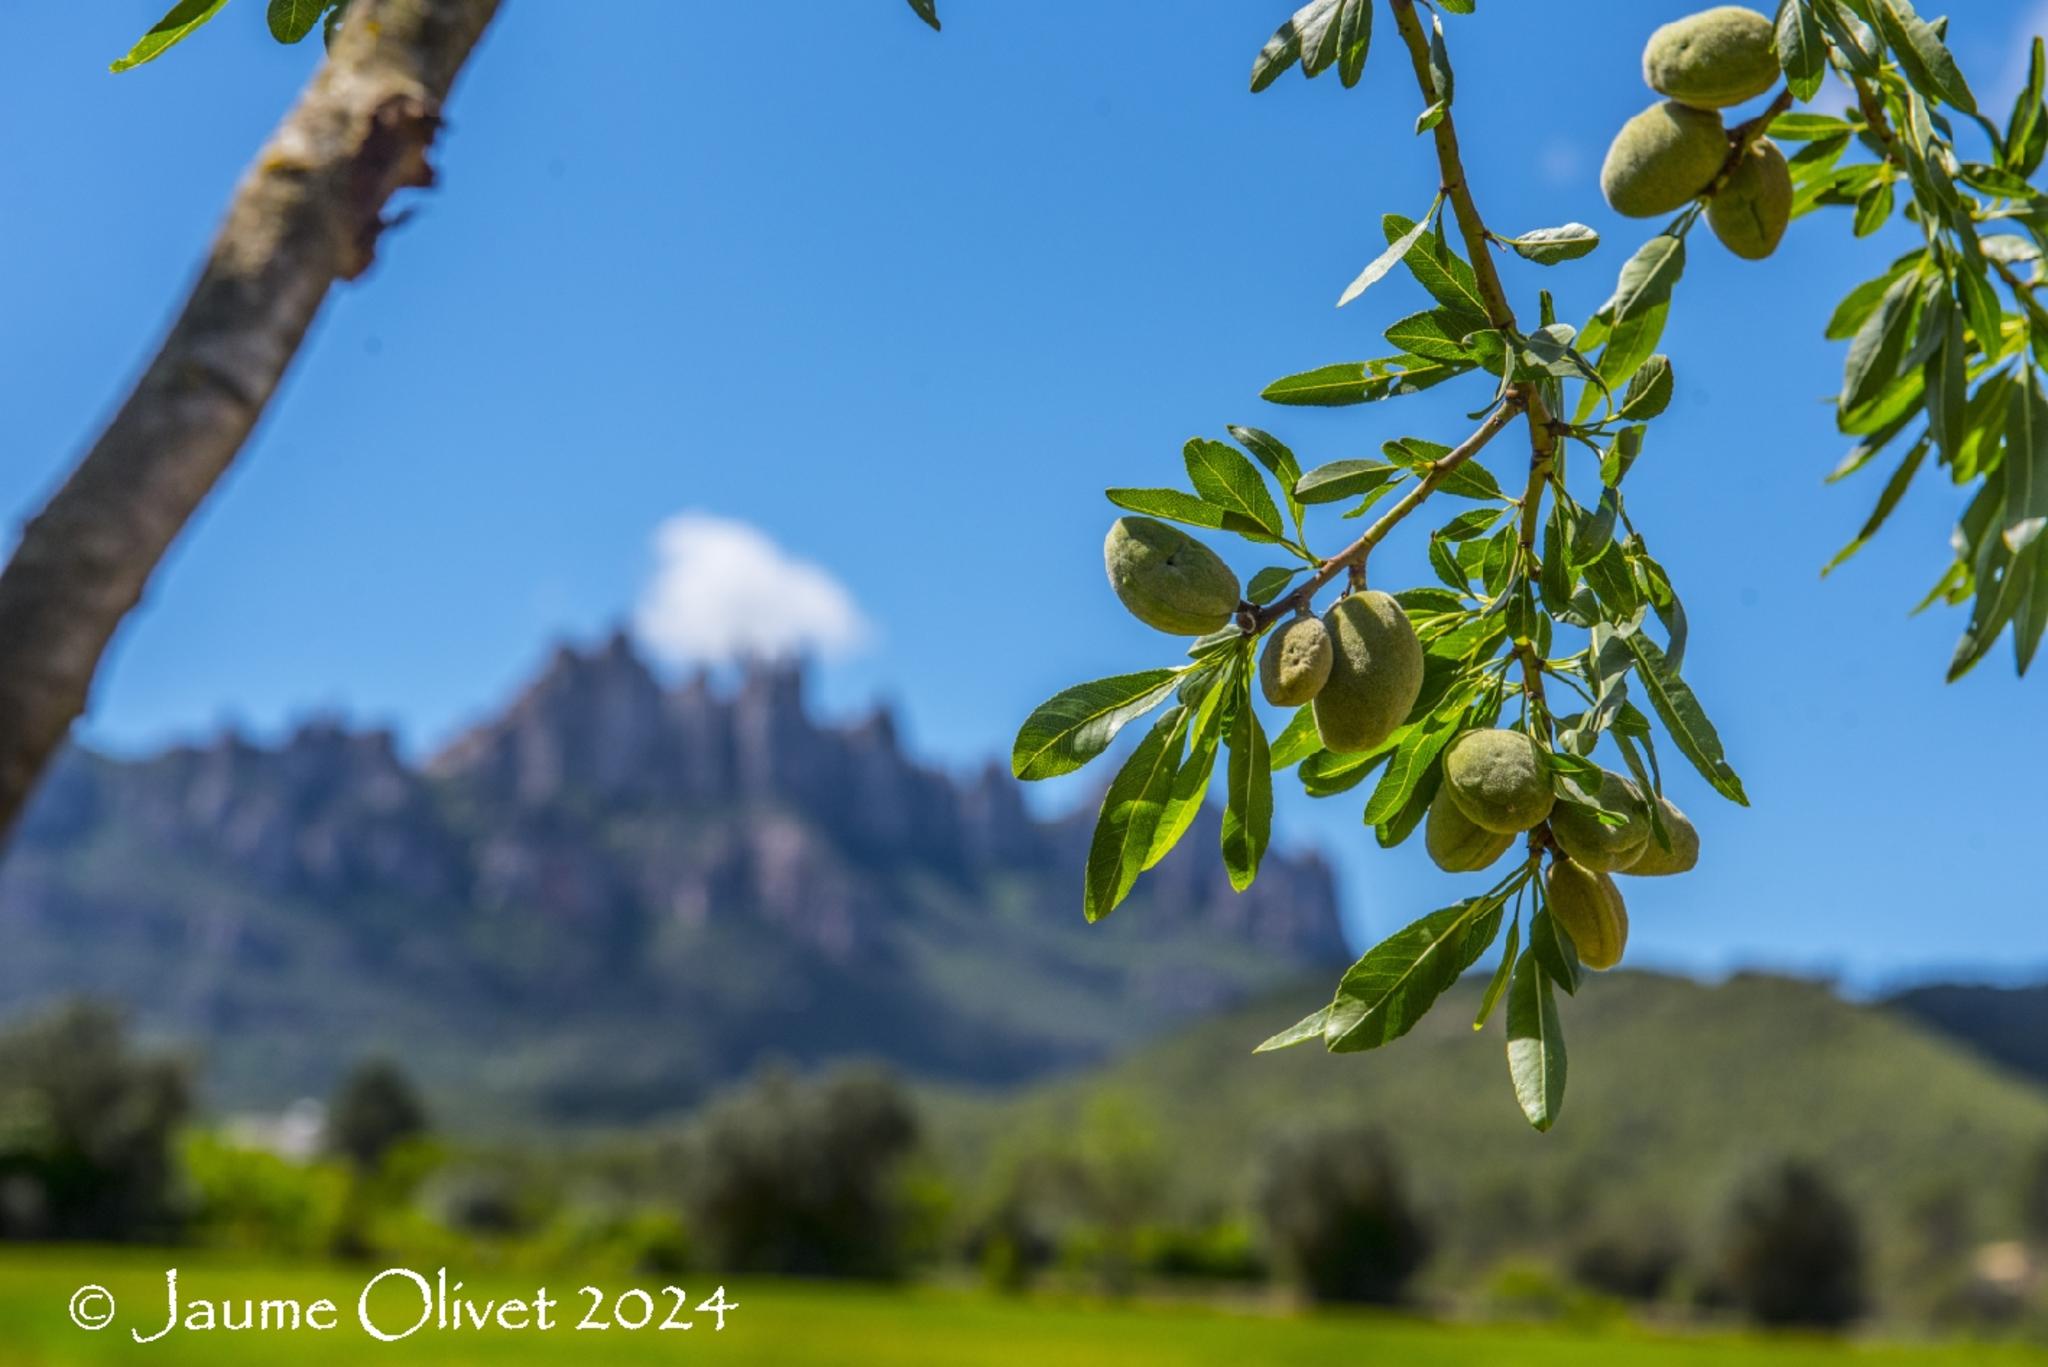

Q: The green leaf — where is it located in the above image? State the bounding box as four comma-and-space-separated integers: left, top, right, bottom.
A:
1623, 633, 1749, 805
1229, 426, 1307, 536
1384, 307, 1488, 363
1841, 270, 1922, 414
2003, 376, 2048, 557
1251, 0, 1371, 92
1474, 915, 1521, 1031
1013, 670, 1182, 781
1386, 436, 1502, 501
1425, 11, 1454, 107
1300, 744, 1392, 797
1185, 438, 1286, 541
1262, 356, 1468, 407
1382, 213, 1491, 319
1823, 435, 1928, 576
1774, 0, 1828, 101
1107, 487, 1225, 530
1507, 952, 1566, 1131
1146, 664, 1235, 869
1255, 1004, 1336, 1053
1083, 705, 1191, 922
1617, 354, 1674, 421
907, 0, 941, 30
1247, 566, 1301, 605
268, 0, 332, 43
1220, 688, 1273, 892
1852, 177, 1895, 236
1296, 460, 1401, 505
1340, 202, 1440, 309
111, 0, 231, 71
1528, 907, 1582, 996
1956, 260, 2006, 360
1324, 897, 1505, 1053
1501, 223, 1600, 265
1336, 0, 1372, 86
1768, 113, 1851, 142
2005, 37, 2046, 176
1817, 0, 1880, 76
1608, 233, 1686, 325
1872, 0, 1976, 113
1826, 432, 1933, 577
1269, 705, 1322, 770
1360, 716, 1457, 826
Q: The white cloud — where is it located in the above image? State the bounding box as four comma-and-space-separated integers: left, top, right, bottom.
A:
1537, 138, 1585, 190
633, 513, 870, 667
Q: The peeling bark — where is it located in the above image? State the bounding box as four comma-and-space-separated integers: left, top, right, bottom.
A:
0, 0, 503, 843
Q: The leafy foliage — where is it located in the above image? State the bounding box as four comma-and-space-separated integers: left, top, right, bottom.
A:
1773, 0, 2048, 676
325, 1057, 429, 1173
114, 0, 938, 71
0, 1001, 189, 1241
1716, 1160, 1868, 1328
675, 1065, 922, 1279
1254, 1126, 1431, 1304
1008, 0, 2040, 1132
1011, 0, 1803, 1131
112, 0, 347, 69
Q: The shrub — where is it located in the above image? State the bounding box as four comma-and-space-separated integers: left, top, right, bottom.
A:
1255, 1126, 1430, 1305
1715, 1160, 1866, 1329
326, 1057, 430, 1173
679, 1064, 919, 1279
0, 1001, 187, 1242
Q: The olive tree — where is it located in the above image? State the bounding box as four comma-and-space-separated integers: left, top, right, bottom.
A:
1010, 0, 2047, 1130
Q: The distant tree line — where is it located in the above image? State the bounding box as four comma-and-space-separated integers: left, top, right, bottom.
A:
1, 1000, 2045, 1340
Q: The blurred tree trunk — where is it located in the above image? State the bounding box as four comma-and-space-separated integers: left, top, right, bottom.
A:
0, 0, 503, 845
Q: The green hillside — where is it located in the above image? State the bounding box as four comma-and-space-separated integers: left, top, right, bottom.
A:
933, 971, 2048, 1298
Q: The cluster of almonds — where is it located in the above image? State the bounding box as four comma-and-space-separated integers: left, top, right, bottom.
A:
1106, 517, 1423, 756
1426, 729, 1698, 971
1600, 5, 1794, 260
1105, 513, 1703, 976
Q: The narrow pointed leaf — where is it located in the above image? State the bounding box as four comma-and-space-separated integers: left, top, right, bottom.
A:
1623, 633, 1749, 805
1324, 897, 1505, 1052
111, 0, 230, 71
1221, 688, 1273, 891
1013, 670, 1181, 781
1507, 953, 1566, 1131
1083, 706, 1190, 922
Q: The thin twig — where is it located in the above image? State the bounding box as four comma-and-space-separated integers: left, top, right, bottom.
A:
1245, 397, 1523, 629
1388, 0, 1554, 719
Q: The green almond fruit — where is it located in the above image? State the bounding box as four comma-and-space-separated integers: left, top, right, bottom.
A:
1550, 770, 1652, 874
1259, 615, 1334, 708
1643, 6, 1779, 110
1707, 136, 1792, 260
1425, 784, 1517, 873
1103, 516, 1241, 636
1622, 796, 1701, 876
1546, 857, 1630, 972
1311, 592, 1423, 755
1601, 100, 1728, 218
1442, 728, 1556, 835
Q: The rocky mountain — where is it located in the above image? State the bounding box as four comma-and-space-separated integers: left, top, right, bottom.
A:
0, 634, 1347, 1123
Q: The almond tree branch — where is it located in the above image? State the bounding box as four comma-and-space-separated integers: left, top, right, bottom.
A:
1245, 395, 1524, 629
1388, 0, 1555, 718
0, 0, 504, 844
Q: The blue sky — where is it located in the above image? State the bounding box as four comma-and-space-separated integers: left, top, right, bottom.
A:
3, 1, 2044, 986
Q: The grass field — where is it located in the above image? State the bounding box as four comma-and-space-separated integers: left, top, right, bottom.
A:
0, 1249, 2042, 1367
